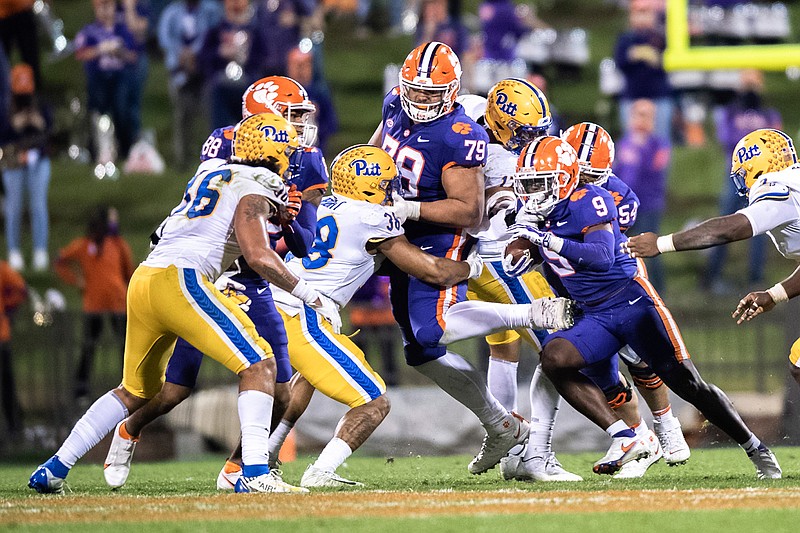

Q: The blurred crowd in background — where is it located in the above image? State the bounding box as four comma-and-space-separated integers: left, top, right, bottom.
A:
0, 0, 797, 432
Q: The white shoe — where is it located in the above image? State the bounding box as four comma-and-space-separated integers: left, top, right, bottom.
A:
614, 430, 663, 479
529, 297, 575, 330
653, 417, 690, 465
216, 460, 242, 490
8, 249, 24, 271
300, 465, 364, 488
748, 445, 782, 480
103, 421, 138, 488
503, 452, 583, 482
33, 249, 49, 272
234, 470, 309, 493
593, 433, 650, 475
469, 412, 530, 475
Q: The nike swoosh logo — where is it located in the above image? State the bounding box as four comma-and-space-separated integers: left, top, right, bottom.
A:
420, 245, 433, 251
257, 287, 268, 295
417, 136, 430, 143
556, 220, 568, 226
513, 423, 522, 440
621, 441, 635, 453
628, 296, 642, 305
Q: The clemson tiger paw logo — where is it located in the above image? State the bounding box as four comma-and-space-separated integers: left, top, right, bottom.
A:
250, 81, 280, 107
452, 122, 472, 134
555, 144, 577, 166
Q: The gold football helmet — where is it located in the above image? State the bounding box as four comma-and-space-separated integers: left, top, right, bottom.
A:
330, 145, 399, 205
731, 128, 797, 195
231, 113, 299, 177
485, 78, 552, 154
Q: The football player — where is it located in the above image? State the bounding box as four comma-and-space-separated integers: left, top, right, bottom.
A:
560, 122, 690, 478
28, 114, 338, 494
222, 145, 572, 487
100, 76, 326, 491
455, 81, 582, 482
624, 128, 800, 390
507, 135, 780, 479
369, 42, 533, 474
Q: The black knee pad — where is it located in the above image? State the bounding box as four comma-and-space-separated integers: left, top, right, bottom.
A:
628, 364, 664, 390
604, 379, 633, 409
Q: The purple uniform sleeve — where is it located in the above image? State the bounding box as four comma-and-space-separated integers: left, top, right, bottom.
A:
289, 148, 329, 191
556, 229, 616, 272
442, 113, 490, 168
200, 126, 234, 161
281, 200, 317, 257
605, 175, 639, 232
571, 185, 617, 232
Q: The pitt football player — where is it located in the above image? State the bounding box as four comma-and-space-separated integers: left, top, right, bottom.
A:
626, 128, 800, 411
455, 80, 583, 482
29, 114, 340, 494
369, 42, 531, 475
508, 136, 780, 479
99, 77, 326, 492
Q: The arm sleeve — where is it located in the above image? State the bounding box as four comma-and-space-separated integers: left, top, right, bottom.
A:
737, 196, 800, 237
281, 201, 317, 257
555, 228, 615, 272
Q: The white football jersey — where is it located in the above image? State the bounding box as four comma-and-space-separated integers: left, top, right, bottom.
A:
144, 160, 289, 280
738, 164, 800, 260
272, 194, 404, 313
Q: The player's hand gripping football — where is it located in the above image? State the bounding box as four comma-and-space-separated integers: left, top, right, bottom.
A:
732, 291, 776, 324
621, 232, 660, 258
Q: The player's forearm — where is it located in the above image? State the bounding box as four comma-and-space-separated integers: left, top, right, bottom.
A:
557, 230, 615, 272
282, 202, 317, 257
418, 198, 482, 228
245, 250, 301, 293
381, 238, 469, 285
776, 263, 800, 301
670, 214, 753, 251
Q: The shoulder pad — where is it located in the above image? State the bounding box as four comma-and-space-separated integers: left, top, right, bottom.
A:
235, 166, 288, 204
359, 204, 387, 226
749, 180, 790, 205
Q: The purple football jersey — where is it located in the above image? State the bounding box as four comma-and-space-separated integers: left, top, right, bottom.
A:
603, 174, 639, 233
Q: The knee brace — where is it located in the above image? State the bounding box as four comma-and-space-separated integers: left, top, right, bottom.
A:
604, 376, 633, 409
628, 363, 664, 390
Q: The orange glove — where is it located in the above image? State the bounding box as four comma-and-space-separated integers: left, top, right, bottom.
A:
285, 184, 302, 222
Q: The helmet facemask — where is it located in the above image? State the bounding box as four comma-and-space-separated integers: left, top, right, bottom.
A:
399, 77, 459, 123
730, 166, 753, 197
579, 164, 611, 186
284, 102, 318, 148
507, 123, 550, 154
513, 168, 562, 217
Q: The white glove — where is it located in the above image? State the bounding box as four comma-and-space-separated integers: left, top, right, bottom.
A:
214, 274, 251, 312
390, 193, 421, 224
310, 293, 342, 334
509, 223, 564, 253
514, 209, 544, 227
502, 249, 535, 277
465, 247, 484, 279
214, 274, 246, 293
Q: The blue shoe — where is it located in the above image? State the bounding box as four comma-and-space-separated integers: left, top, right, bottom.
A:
28, 458, 68, 494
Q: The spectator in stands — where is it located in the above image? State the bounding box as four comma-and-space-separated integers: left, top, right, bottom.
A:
0, 0, 41, 87
158, 0, 222, 167
615, 98, 670, 293
527, 72, 562, 135
286, 46, 338, 153
55, 206, 134, 402
0, 258, 27, 437
348, 276, 399, 385
75, 0, 139, 159
118, 0, 152, 154
703, 69, 781, 294
0, 41, 10, 133
201, 0, 270, 129
1, 64, 53, 272
613, 0, 673, 142
416, 0, 469, 57
255, 0, 320, 75
478, 0, 530, 61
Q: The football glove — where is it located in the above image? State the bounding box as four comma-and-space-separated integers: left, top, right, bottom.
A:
311, 293, 342, 334
502, 249, 535, 277
389, 192, 420, 224
285, 184, 302, 221
214, 274, 251, 312
509, 223, 564, 253
465, 247, 484, 279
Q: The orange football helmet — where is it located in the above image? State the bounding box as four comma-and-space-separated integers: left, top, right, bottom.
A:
561, 122, 615, 186
241, 75, 317, 147
399, 41, 461, 123
514, 136, 579, 216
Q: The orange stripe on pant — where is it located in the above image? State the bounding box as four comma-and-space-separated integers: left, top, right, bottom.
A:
634, 275, 691, 362
435, 232, 467, 331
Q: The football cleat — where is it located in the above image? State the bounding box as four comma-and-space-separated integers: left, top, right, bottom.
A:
593, 434, 650, 475
613, 430, 663, 479
469, 412, 530, 475
103, 420, 138, 488
234, 470, 309, 493
513, 136, 580, 218
748, 444, 782, 480
216, 460, 243, 490
501, 453, 583, 482
529, 297, 575, 331
300, 465, 365, 488
28, 457, 67, 494
653, 417, 690, 466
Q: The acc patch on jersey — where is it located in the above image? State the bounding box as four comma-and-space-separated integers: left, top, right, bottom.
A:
749, 179, 790, 205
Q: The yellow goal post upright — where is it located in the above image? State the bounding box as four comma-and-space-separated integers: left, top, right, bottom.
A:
664, 0, 800, 71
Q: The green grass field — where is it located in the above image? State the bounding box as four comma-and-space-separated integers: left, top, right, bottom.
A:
3, 448, 800, 531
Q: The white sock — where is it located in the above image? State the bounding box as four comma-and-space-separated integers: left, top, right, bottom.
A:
415, 351, 508, 429
740, 433, 761, 455
487, 357, 518, 412
652, 405, 677, 424
439, 301, 530, 345
633, 418, 649, 437
238, 390, 274, 468
313, 437, 352, 473
606, 420, 630, 437
56, 391, 128, 468
268, 419, 294, 463
524, 364, 561, 460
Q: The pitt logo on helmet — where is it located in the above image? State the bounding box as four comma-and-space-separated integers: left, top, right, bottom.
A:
494, 91, 517, 116
259, 124, 291, 144
736, 144, 761, 163
485, 78, 551, 154
350, 159, 382, 177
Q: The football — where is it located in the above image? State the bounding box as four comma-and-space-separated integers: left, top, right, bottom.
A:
504, 237, 536, 265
